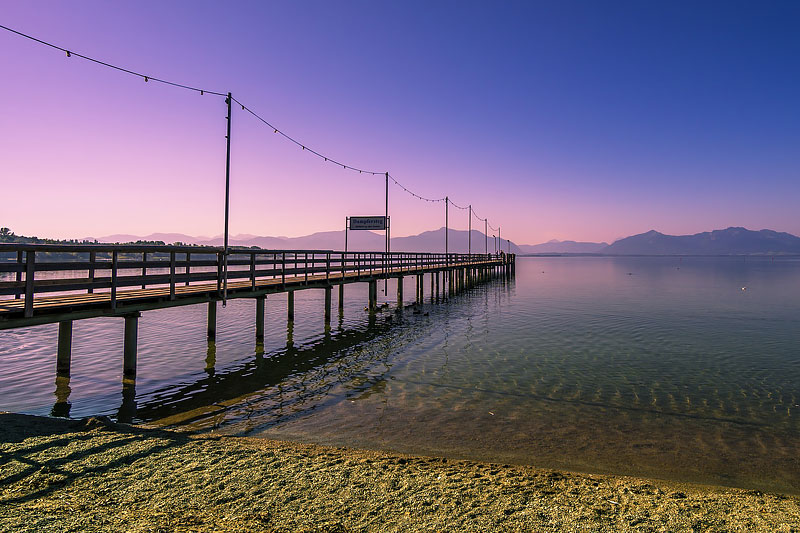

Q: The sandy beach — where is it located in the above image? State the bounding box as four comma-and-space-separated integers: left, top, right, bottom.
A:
1, 413, 798, 532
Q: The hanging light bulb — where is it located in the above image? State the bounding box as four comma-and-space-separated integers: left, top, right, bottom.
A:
65, 50, 71, 57
144, 76, 148, 82
200, 90, 204, 95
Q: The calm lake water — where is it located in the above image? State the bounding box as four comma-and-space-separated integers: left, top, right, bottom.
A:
2, 256, 799, 493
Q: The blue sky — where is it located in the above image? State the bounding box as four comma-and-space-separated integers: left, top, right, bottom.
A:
2, 1, 798, 244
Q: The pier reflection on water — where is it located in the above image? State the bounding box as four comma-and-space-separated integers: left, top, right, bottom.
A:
129, 311, 399, 429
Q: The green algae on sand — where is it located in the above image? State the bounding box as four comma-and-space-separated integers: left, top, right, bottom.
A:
1, 413, 799, 532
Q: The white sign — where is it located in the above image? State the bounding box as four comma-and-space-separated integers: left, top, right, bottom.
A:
349, 216, 386, 230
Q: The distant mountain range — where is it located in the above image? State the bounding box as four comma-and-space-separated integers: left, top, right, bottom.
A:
517, 240, 609, 254
90, 227, 524, 254
603, 227, 800, 255
86, 226, 800, 256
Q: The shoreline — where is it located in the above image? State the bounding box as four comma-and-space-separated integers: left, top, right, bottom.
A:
1, 413, 798, 531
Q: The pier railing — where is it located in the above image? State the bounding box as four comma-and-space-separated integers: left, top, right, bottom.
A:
0, 243, 508, 316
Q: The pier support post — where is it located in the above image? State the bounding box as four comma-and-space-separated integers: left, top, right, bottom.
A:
338, 284, 344, 311
397, 276, 404, 304
324, 286, 332, 322
288, 291, 295, 321
255, 296, 265, 341
368, 281, 377, 311
56, 320, 72, 377
123, 313, 140, 378
207, 301, 217, 340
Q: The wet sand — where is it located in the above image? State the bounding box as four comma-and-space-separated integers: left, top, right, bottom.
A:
1, 413, 798, 532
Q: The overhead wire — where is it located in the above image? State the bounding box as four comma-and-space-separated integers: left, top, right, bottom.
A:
0, 25, 226, 96
231, 96, 386, 176
388, 174, 445, 203
448, 199, 470, 210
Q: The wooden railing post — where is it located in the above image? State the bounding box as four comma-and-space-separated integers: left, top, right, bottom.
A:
250, 252, 256, 290
24, 250, 35, 317
304, 253, 308, 284
281, 252, 286, 287
169, 251, 176, 300
15, 250, 22, 299
185, 252, 191, 286
141, 252, 147, 290
326, 252, 331, 282
111, 250, 118, 311
217, 251, 224, 293
88, 251, 96, 294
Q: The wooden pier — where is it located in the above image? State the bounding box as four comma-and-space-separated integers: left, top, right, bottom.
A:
0, 244, 514, 381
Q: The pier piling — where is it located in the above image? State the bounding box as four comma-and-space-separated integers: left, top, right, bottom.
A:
324, 286, 332, 322
56, 320, 72, 377
123, 313, 140, 378
256, 296, 265, 341
397, 276, 404, 303
207, 301, 217, 340
368, 280, 377, 311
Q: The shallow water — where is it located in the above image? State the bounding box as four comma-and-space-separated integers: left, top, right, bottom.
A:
2, 257, 799, 493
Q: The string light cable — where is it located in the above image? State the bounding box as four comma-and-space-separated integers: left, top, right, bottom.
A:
0, 24, 226, 96
448, 198, 470, 210
387, 174, 445, 203
1, 23, 508, 238
231, 96, 387, 176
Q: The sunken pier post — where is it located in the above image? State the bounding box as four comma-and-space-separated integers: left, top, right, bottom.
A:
207, 301, 217, 340
56, 320, 72, 377
288, 291, 295, 321
368, 280, 377, 311
324, 286, 332, 322
123, 313, 141, 378
256, 296, 265, 341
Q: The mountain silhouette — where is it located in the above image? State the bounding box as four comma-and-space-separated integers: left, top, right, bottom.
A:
518, 240, 608, 254
603, 227, 800, 255
88, 226, 800, 256
92, 227, 521, 254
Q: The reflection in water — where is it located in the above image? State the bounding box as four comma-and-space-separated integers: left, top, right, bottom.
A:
137, 312, 400, 427
286, 321, 294, 349
205, 341, 217, 376
118, 379, 137, 424
50, 376, 71, 418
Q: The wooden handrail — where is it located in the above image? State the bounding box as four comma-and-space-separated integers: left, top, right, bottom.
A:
0, 242, 512, 316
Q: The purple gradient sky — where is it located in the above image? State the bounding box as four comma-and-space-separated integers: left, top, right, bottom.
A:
2, 1, 799, 245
